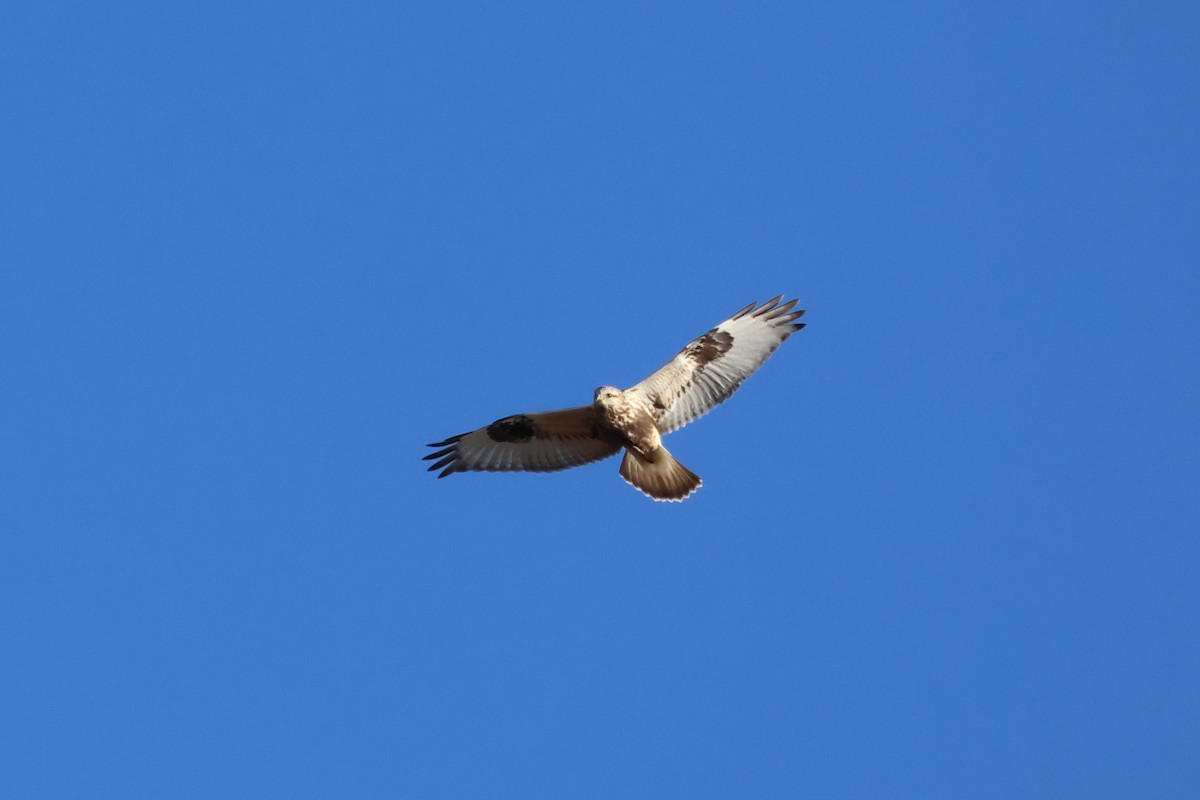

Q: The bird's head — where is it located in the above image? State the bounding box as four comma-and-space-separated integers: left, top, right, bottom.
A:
593, 385, 621, 407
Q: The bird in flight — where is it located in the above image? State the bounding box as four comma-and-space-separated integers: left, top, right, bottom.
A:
424, 296, 806, 501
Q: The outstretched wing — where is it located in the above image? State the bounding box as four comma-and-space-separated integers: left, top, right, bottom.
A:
424, 405, 622, 478
629, 296, 805, 434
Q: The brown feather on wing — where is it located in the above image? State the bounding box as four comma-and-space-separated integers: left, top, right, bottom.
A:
424, 405, 621, 477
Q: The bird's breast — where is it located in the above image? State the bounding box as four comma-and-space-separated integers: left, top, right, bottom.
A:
598, 399, 660, 454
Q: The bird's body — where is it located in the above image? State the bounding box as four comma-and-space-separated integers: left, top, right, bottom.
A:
424, 296, 806, 501
591, 384, 700, 499
594, 386, 659, 455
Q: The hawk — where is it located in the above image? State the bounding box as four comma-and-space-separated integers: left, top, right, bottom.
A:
424, 296, 806, 501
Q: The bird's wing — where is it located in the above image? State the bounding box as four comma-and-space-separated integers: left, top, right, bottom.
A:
628, 296, 805, 434
424, 405, 622, 477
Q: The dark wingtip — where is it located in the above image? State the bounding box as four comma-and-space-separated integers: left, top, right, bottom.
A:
731, 300, 757, 319
769, 298, 799, 317
426, 452, 457, 471
427, 435, 463, 448
428, 461, 460, 477
753, 295, 784, 316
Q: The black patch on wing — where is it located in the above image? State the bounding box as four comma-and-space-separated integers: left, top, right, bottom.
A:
487, 414, 536, 442
686, 328, 734, 366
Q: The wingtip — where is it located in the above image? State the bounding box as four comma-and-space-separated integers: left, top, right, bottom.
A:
735, 296, 795, 320
758, 299, 800, 321
732, 300, 758, 319
753, 295, 784, 316
426, 452, 457, 471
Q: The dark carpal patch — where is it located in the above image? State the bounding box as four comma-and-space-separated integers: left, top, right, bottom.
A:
687, 328, 734, 366
487, 414, 537, 442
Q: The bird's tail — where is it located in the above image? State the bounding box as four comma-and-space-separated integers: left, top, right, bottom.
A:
619, 445, 701, 502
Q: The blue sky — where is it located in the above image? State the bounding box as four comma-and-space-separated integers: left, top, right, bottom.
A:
2, 1, 1198, 797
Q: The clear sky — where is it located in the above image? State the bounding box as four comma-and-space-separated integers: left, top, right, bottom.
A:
2, 1, 1198, 797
